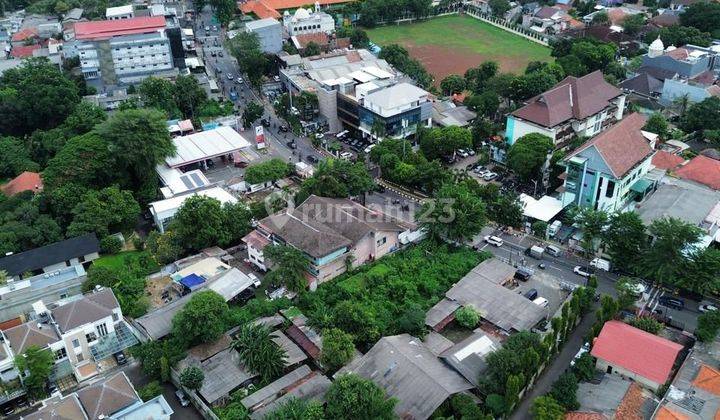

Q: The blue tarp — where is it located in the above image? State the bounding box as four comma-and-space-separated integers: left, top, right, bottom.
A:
180, 274, 205, 290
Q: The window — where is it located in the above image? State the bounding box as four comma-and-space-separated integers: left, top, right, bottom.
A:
85, 332, 97, 343
96, 323, 108, 337
76, 352, 84, 362
605, 180, 615, 198
55, 348, 67, 360
72, 339, 80, 348
112, 313, 119, 322
376, 237, 387, 246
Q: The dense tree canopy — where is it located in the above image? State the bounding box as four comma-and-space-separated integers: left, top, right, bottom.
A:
263, 244, 310, 292
298, 159, 375, 201
172, 291, 229, 347
244, 159, 292, 185
419, 126, 473, 161
506, 133, 553, 181
645, 25, 712, 48
440, 74, 466, 96
681, 97, 720, 133
171, 196, 252, 251
15, 345, 54, 399
680, 2, 720, 35
227, 32, 269, 87
232, 323, 287, 382
640, 217, 702, 286
66, 186, 140, 238
421, 181, 487, 242
603, 211, 648, 274
325, 374, 397, 420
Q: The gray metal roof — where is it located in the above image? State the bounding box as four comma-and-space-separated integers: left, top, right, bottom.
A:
337, 334, 473, 420
635, 180, 720, 227
245, 18, 280, 31
195, 348, 255, 405
241, 365, 312, 410
439, 331, 500, 387
271, 330, 307, 367
425, 299, 460, 328
249, 372, 332, 419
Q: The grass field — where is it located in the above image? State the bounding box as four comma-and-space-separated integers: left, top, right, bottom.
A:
366, 15, 551, 83
94, 251, 160, 274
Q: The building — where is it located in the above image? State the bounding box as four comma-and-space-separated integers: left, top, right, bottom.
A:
358, 82, 432, 140
3, 288, 139, 385
74, 16, 175, 85
240, 0, 351, 20
591, 320, 683, 392
521, 6, 583, 34
106, 5, 134, 20
675, 155, 720, 191
426, 258, 548, 333
245, 18, 283, 54
282, 5, 335, 36
0, 171, 43, 196
506, 70, 626, 147
243, 194, 411, 287
337, 334, 474, 419
23, 371, 173, 420
0, 233, 100, 280
163, 126, 252, 169
439, 331, 500, 387
149, 186, 238, 233
431, 99, 477, 128
560, 113, 657, 212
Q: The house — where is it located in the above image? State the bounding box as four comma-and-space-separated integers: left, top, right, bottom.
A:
591, 321, 683, 392
1, 171, 43, 196
620, 72, 664, 99
73, 16, 175, 85
240, 0, 351, 20
0, 233, 99, 279
522, 6, 583, 34
651, 150, 685, 171
3, 288, 139, 385
23, 371, 173, 420
439, 331, 500, 387
245, 18, 283, 54
560, 113, 657, 212
432, 99, 477, 127
506, 70, 626, 147
675, 155, 720, 190
337, 334, 474, 420
149, 186, 238, 233
243, 194, 412, 287
426, 258, 548, 333
106, 5, 134, 20
282, 5, 335, 36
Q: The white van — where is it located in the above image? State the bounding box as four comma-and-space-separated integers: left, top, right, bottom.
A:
545, 245, 562, 257
533, 297, 549, 308
484, 235, 503, 247
364, 144, 376, 154
590, 258, 611, 272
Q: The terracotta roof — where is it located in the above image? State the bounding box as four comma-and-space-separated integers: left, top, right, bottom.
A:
1, 171, 43, 196
564, 412, 607, 420
240, 0, 350, 19
11, 44, 41, 58
11, 27, 38, 41
4, 321, 60, 355
655, 405, 691, 420
74, 16, 166, 40
512, 70, 622, 128
568, 113, 654, 179
24, 394, 88, 420
666, 48, 690, 60
651, 13, 680, 28
51, 288, 120, 333
294, 32, 329, 48
693, 365, 720, 396
652, 150, 685, 170
0, 317, 23, 331
77, 372, 139, 419
591, 321, 682, 384
607, 8, 631, 25
614, 382, 646, 420
242, 230, 270, 251
675, 155, 720, 190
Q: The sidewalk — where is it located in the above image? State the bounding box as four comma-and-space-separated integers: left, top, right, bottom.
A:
510, 307, 598, 419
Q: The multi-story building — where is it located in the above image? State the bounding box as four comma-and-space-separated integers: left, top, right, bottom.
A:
106, 5, 134, 20
2, 288, 139, 385
357, 82, 432, 139
74, 16, 175, 85
282, 5, 335, 36
245, 18, 283, 54
559, 112, 657, 212
506, 70, 626, 147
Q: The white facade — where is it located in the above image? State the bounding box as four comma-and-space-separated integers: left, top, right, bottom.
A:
106, 5, 134, 20
282, 6, 335, 36
149, 186, 238, 233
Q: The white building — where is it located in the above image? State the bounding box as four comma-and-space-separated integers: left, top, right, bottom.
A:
282, 4, 335, 37
149, 186, 239, 233
106, 4, 134, 20
74, 16, 174, 85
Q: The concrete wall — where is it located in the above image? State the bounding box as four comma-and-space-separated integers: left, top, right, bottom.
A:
595, 358, 662, 391
506, 115, 557, 145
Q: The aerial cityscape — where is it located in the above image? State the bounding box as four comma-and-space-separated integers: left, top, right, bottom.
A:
0, 0, 719, 418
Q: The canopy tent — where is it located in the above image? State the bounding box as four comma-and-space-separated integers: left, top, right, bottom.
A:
179, 273, 205, 290
519, 194, 564, 222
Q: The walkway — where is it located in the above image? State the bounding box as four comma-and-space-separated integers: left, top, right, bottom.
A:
510, 306, 598, 419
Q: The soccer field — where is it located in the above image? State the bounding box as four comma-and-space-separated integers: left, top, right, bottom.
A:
366, 15, 551, 83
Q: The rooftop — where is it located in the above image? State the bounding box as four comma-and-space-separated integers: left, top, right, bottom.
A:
363, 82, 429, 116
74, 16, 166, 40
240, 0, 350, 19
77, 371, 139, 419
0, 171, 43, 196
165, 126, 251, 168
591, 320, 683, 385
149, 186, 238, 220
652, 150, 685, 171
245, 17, 281, 31
512, 70, 622, 128
51, 288, 119, 333
105, 4, 133, 18
0, 233, 99, 277
23, 394, 88, 420
635, 180, 720, 228
675, 155, 720, 191
439, 331, 499, 387
4, 320, 60, 355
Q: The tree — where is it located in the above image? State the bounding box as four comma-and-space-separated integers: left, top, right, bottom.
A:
644, 26, 712, 49
485, 393, 507, 417
15, 345, 54, 399
67, 186, 141, 238
100, 235, 123, 254
680, 2, 720, 34
320, 328, 355, 372
298, 159, 374, 200
440, 74, 466, 96
489, 0, 510, 16
0, 136, 39, 178
573, 208, 608, 256
530, 396, 565, 420
325, 374, 397, 420
465, 61, 499, 93
696, 310, 720, 342
420, 182, 487, 242
510, 70, 560, 102
232, 323, 287, 382
591, 11, 608, 24
145, 230, 183, 264
302, 41, 322, 57
630, 316, 663, 335
604, 211, 648, 274
174, 75, 208, 119
455, 305, 480, 328
137, 381, 163, 401
263, 244, 310, 292
264, 398, 325, 420
549, 372, 579, 410
172, 291, 229, 347
681, 97, 720, 133
686, 248, 720, 295
640, 217, 702, 287
131, 338, 187, 381
505, 373, 523, 411
171, 196, 229, 251
227, 32, 268, 87
615, 277, 642, 309
138, 77, 178, 117
572, 353, 596, 381
242, 101, 264, 128
244, 158, 292, 185
180, 366, 205, 390
419, 126, 472, 161
643, 113, 669, 139
622, 14, 645, 36
464, 92, 499, 119
507, 133, 553, 181
42, 132, 117, 191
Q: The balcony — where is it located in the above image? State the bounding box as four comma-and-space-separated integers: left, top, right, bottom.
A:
90, 322, 138, 361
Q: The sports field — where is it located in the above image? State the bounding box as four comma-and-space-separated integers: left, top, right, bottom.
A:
367, 15, 551, 83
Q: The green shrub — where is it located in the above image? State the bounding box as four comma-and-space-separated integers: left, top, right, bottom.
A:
630, 316, 663, 335
455, 305, 480, 329
180, 366, 205, 390
100, 235, 123, 254
697, 310, 720, 342
137, 381, 163, 401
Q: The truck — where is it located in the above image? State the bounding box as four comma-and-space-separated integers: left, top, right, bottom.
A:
590, 257, 611, 272
548, 220, 562, 237
528, 245, 544, 259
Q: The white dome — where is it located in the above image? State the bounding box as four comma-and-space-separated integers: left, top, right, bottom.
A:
293, 8, 311, 20
648, 37, 664, 58
666, 45, 677, 51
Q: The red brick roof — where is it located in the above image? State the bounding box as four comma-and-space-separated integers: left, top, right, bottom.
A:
10, 44, 41, 58
591, 321, 682, 384
675, 155, 720, 190
1, 171, 43, 196
0, 317, 23, 331
239, 0, 351, 19
11, 27, 38, 42
568, 113, 654, 179
294, 32, 329, 48
655, 405, 690, 420
615, 382, 647, 420
240, 0, 281, 19
74, 16, 166, 40
652, 150, 685, 170
512, 70, 622, 128
565, 412, 607, 420
693, 365, 720, 396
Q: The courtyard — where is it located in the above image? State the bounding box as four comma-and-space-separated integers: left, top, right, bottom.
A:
367, 14, 551, 83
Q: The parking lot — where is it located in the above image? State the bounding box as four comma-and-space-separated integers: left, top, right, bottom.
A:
512, 269, 571, 323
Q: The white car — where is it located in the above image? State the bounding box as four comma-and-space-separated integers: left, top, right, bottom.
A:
227, 73, 234, 80
457, 149, 469, 158
339, 151, 353, 160
236, 77, 243, 84
483, 172, 498, 181
467, 149, 476, 156
484, 235, 503, 247
573, 266, 593, 277
700, 304, 718, 313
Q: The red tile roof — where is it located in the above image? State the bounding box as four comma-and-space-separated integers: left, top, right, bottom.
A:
294, 32, 329, 48
665, 48, 690, 60
240, 0, 282, 19
11, 27, 38, 42
675, 155, 720, 190
615, 382, 646, 420
74, 16, 166, 40
591, 321, 683, 385
512, 70, 622, 128
1, 171, 43, 196
655, 405, 690, 420
693, 365, 720, 396
0, 317, 23, 331
239, 0, 352, 19
652, 150, 685, 170
565, 412, 607, 420
10, 44, 41, 58
569, 113, 654, 179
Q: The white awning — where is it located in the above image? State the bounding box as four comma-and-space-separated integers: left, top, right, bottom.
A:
519, 194, 563, 222
165, 126, 251, 168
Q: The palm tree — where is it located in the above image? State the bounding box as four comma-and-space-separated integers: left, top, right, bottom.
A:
232, 323, 287, 383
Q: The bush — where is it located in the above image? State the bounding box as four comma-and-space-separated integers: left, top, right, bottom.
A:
138, 381, 163, 401
572, 353, 596, 382
697, 310, 720, 342
100, 235, 123, 254
549, 372, 579, 410
485, 393, 506, 417
132, 235, 145, 251
320, 328, 355, 373
532, 221, 548, 238
180, 366, 205, 390
455, 305, 480, 329
630, 316, 663, 335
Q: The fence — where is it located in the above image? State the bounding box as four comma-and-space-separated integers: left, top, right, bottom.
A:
465, 7, 551, 46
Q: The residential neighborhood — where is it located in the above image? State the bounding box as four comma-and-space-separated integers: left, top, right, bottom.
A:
0, 0, 720, 418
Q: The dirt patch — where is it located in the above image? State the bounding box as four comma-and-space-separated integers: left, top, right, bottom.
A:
146, 275, 179, 309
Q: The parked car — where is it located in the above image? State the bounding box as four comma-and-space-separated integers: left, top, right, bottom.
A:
590, 257, 611, 272
524, 288, 538, 300
658, 296, 685, 310
227, 73, 234, 80
573, 266, 593, 277
204, 26, 210, 32
533, 297, 549, 308
286, 141, 297, 149
700, 304, 718, 313
544, 245, 562, 257
457, 149, 469, 158
339, 151, 353, 160
113, 351, 127, 365
484, 235, 503, 247
279, 125, 289, 132
306, 155, 319, 164
527, 245, 544, 259
175, 390, 190, 407
483, 172, 498, 181
467, 149, 476, 156
236, 77, 243, 84
515, 267, 534, 282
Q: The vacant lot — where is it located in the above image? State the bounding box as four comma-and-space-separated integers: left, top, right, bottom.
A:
367, 15, 551, 83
